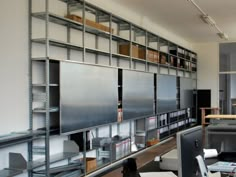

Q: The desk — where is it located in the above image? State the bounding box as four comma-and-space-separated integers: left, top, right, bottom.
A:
140, 172, 177, 177
205, 114, 236, 119
200, 107, 220, 126
205, 114, 236, 125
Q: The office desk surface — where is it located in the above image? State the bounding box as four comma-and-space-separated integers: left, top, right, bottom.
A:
200, 107, 220, 110
205, 114, 236, 119
140, 172, 177, 177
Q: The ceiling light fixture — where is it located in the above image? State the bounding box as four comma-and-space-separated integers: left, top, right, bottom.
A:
217, 32, 229, 40
200, 15, 216, 26
187, 0, 229, 40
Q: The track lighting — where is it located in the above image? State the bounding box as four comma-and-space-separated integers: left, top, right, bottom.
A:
187, 0, 229, 40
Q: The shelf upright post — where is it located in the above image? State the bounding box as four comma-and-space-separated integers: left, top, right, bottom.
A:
67, 0, 71, 61
83, 131, 87, 176
28, 0, 33, 177
45, 0, 50, 176
109, 14, 112, 66
157, 37, 160, 74
82, 0, 86, 62
109, 124, 112, 164
95, 11, 99, 64
129, 23, 132, 69
117, 123, 120, 136
133, 27, 136, 70
117, 22, 120, 68
145, 31, 148, 72
176, 46, 179, 77
157, 114, 160, 140
167, 41, 170, 75
129, 120, 132, 153
144, 117, 148, 147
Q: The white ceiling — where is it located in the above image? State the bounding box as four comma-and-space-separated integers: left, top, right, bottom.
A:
114, 0, 236, 43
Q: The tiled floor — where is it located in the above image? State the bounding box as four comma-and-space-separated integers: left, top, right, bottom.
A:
102, 137, 177, 177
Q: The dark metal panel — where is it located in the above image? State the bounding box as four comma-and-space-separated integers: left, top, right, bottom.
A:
180, 77, 193, 109
122, 70, 154, 120
157, 75, 177, 113
60, 62, 118, 134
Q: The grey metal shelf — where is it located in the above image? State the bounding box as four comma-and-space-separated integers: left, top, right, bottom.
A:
131, 40, 146, 48
159, 50, 170, 56
85, 26, 111, 38
28, 0, 198, 176
32, 12, 112, 40
132, 57, 146, 63
31, 13, 197, 72
147, 45, 159, 51
112, 34, 130, 43
112, 53, 130, 59
32, 12, 83, 30
7, 141, 80, 172
147, 60, 159, 65
0, 169, 22, 177
33, 107, 59, 113
29, 152, 80, 169
33, 83, 59, 87
59, 0, 197, 60
33, 163, 83, 175
86, 47, 110, 56
32, 38, 83, 51
159, 63, 170, 68
0, 130, 44, 149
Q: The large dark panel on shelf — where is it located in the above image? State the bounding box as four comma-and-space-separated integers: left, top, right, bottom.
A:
122, 70, 154, 120
193, 89, 211, 125
156, 75, 177, 113
60, 62, 118, 134
180, 77, 193, 109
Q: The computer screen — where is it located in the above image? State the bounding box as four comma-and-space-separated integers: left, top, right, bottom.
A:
177, 126, 203, 177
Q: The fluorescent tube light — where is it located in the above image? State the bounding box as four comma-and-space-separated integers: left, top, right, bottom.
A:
217, 32, 229, 40
200, 15, 216, 26
188, 0, 229, 40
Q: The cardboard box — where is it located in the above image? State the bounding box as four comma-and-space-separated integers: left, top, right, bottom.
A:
65, 14, 113, 33
147, 50, 154, 62
170, 56, 174, 66
98, 24, 114, 33
153, 51, 159, 63
85, 18, 98, 29
86, 158, 97, 173
146, 139, 159, 147
160, 55, 167, 64
65, 14, 82, 23
139, 48, 146, 60
117, 108, 123, 122
119, 44, 139, 58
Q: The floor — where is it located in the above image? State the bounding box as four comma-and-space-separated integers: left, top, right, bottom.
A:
102, 137, 177, 177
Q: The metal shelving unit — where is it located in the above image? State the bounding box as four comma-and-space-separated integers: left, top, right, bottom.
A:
27, 0, 198, 176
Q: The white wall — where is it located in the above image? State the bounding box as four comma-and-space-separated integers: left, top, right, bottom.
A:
193, 43, 219, 107
0, 0, 29, 174
0, 0, 29, 134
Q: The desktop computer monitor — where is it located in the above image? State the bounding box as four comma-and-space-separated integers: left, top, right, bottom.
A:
177, 126, 204, 177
